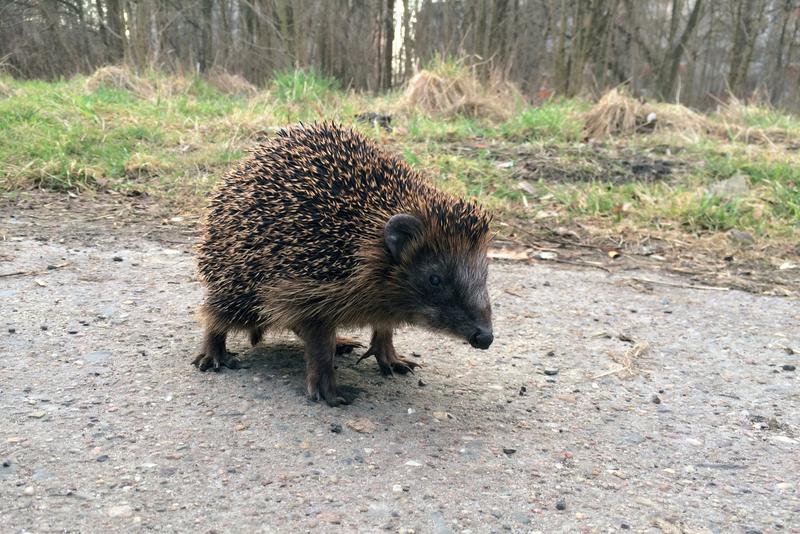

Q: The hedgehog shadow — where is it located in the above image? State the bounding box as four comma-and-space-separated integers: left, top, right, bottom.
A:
238, 340, 379, 403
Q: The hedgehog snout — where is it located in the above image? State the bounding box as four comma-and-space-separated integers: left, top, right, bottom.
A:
469, 328, 494, 350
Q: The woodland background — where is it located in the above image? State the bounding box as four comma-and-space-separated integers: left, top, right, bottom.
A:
2, 0, 800, 110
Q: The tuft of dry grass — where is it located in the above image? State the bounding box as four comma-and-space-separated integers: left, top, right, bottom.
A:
85, 65, 155, 99
583, 87, 713, 140
582, 88, 647, 139
400, 67, 520, 121
0, 79, 12, 98
206, 68, 258, 97
584, 87, 799, 145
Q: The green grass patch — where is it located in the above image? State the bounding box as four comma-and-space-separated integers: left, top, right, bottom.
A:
1, 71, 798, 243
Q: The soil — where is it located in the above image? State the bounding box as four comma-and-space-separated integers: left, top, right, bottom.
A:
1, 195, 799, 533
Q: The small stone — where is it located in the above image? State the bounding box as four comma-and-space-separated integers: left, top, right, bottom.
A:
407, 408, 416, 415
502, 448, 517, 456
330, 423, 343, 433
621, 523, 630, 530
543, 368, 559, 376
782, 364, 796, 372
40, 325, 48, 331
23, 486, 34, 496
107, 504, 133, 518
234, 423, 247, 431
112, 256, 123, 262
346, 418, 376, 434
411, 352, 421, 358
96, 454, 110, 462
518, 386, 527, 396
405, 460, 422, 467
555, 499, 566, 511
2, 460, 10, 467
651, 395, 661, 404
29, 411, 46, 419
417, 379, 426, 387
7, 328, 15, 334
392, 484, 403, 493
318, 512, 342, 525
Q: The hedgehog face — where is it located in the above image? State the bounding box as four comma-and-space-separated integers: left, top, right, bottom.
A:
385, 214, 494, 349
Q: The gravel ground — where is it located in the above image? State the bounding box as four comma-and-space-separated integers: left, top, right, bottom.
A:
1, 203, 799, 534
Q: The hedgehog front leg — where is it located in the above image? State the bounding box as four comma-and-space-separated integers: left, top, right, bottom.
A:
359, 328, 420, 376
296, 324, 348, 407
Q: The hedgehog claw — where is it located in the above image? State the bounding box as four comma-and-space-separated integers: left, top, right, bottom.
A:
192, 351, 240, 372
359, 336, 420, 377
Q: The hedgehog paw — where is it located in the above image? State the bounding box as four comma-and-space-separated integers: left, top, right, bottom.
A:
335, 337, 364, 356
357, 344, 420, 376
308, 384, 350, 407
378, 356, 420, 376
192, 351, 240, 372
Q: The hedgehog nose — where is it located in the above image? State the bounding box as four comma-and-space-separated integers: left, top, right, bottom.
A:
469, 329, 494, 350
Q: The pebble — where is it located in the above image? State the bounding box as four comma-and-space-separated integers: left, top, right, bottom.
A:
107, 504, 133, 518
23, 486, 34, 496
502, 448, 517, 455
543, 368, 559, 376
330, 423, 343, 433
40, 325, 48, 331
112, 256, 123, 262
651, 395, 662, 404
392, 484, 403, 493
346, 418, 376, 434
417, 379, 426, 387
405, 460, 422, 467
8, 328, 15, 334
96, 454, 110, 462
782, 364, 796, 372
621, 523, 630, 530
555, 499, 566, 511
317, 511, 342, 525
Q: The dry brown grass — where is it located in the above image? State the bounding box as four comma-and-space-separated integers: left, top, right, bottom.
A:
583, 87, 714, 140
0, 79, 12, 98
400, 68, 520, 121
85, 66, 155, 99
584, 87, 796, 145
206, 68, 258, 97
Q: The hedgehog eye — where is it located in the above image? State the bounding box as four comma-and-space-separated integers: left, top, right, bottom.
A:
429, 274, 442, 287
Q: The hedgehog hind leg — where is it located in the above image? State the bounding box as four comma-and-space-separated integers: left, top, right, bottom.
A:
192, 329, 241, 371
249, 326, 264, 347
334, 336, 364, 355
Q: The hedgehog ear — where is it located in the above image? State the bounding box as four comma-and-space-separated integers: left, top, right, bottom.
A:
384, 213, 423, 262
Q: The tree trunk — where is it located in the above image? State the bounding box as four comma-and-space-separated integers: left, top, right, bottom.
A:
383, 0, 395, 90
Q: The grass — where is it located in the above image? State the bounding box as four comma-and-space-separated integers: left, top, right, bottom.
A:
1, 69, 799, 248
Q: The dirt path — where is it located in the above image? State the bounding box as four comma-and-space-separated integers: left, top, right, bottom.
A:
1, 198, 799, 533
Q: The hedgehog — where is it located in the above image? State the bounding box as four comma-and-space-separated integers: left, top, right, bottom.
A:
194, 123, 494, 406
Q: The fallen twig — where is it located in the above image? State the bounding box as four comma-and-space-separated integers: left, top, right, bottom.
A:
629, 276, 730, 291
0, 262, 70, 278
